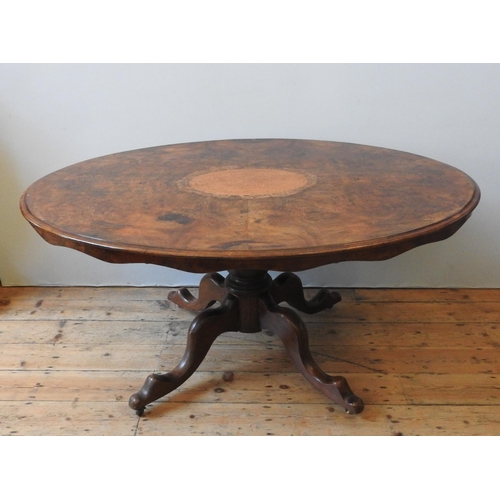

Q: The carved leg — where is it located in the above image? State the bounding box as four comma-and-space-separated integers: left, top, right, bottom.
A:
129, 295, 239, 415
168, 272, 227, 311
259, 294, 364, 414
270, 272, 341, 314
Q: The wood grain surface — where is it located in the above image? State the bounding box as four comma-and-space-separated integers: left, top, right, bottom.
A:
1, 286, 499, 436
20, 139, 480, 272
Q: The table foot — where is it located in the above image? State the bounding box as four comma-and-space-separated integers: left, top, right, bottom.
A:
129, 295, 240, 413
167, 272, 227, 311
130, 270, 363, 415
270, 272, 341, 314
260, 294, 364, 414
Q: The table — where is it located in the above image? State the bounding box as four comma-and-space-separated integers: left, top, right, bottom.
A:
20, 139, 481, 416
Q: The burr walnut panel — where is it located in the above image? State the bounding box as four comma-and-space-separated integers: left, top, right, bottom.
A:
20, 139, 480, 273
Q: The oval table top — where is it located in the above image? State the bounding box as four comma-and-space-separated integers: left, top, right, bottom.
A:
20, 139, 481, 273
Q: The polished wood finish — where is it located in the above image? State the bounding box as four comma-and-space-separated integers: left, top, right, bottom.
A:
258, 286, 363, 414
270, 272, 341, 313
1, 286, 500, 436
19, 139, 481, 415
168, 272, 227, 310
20, 139, 480, 273
130, 271, 363, 415
170, 271, 341, 314
130, 294, 241, 416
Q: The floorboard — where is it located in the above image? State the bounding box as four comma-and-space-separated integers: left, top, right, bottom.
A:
1, 286, 499, 436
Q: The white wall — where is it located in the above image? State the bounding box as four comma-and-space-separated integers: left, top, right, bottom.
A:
1, 64, 499, 287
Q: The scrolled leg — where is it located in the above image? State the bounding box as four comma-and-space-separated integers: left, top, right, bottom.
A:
168, 272, 227, 311
259, 295, 364, 414
129, 295, 239, 414
270, 272, 341, 314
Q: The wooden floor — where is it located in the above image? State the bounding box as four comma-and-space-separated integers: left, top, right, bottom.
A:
1, 285, 499, 436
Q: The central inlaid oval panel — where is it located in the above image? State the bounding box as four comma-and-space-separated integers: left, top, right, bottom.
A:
181, 167, 316, 198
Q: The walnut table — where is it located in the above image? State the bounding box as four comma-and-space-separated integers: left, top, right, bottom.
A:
20, 139, 481, 416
